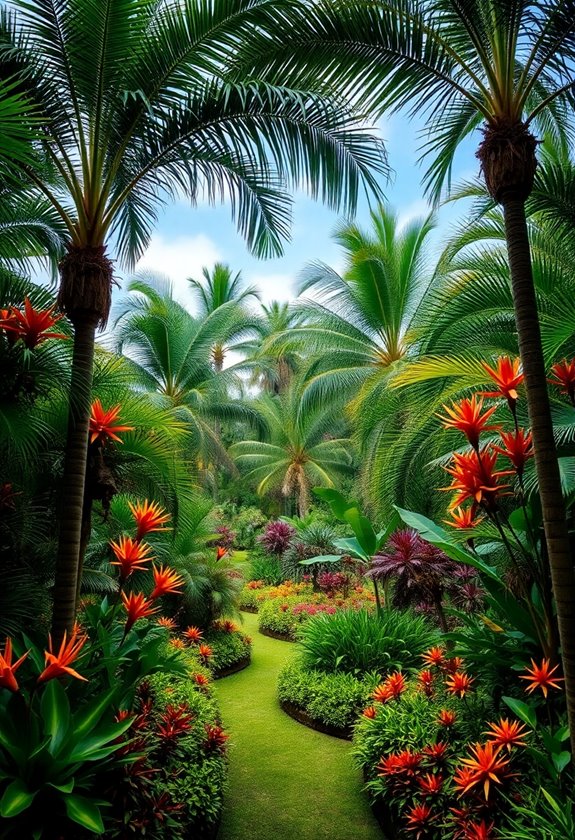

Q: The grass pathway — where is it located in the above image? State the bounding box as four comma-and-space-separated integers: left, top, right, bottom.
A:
215, 611, 382, 840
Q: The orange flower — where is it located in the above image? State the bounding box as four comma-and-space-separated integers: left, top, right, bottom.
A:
89, 399, 133, 446
422, 742, 449, 765
150, 565, 184, 599
198, 643, 213, 660
465, 821, 495, 840
438, 395, 499, 449
194, 673, 210, 689
418, 773, 443, 796
442, 448, 512, 511
110, 535, 152, 581
122, 591, 159, 632
458, 741, 511, 799
520, 658, 564, 697
169, 638, 186, 649
157, 616, 177, 631
373, 682, 391, 703
444, 506, 484, 530
222, 619, 237, 633
377, 749, 422, 777
481, 357, 523, 403
37, 630, 88, 683
484, 718, 529, 751
452, 765, 479, 796
362, 705, 378, 719
0, 637, 29, 692
445, 671, 474, 698
405, 802, 436, 836
215, 546, 228, 561
0, 298, 68, 349
383, 671, 407, 700
437, 709, 457, 727
492, 428, 533, 477
549, 358, 575, 404
128, 499, 171, 541
444, 656, 465, 674
184, 625, 204, 644
417, 669, 434, 696
421, 646, 446, 668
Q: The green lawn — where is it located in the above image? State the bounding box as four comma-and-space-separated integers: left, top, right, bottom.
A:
215, 611, 382, 840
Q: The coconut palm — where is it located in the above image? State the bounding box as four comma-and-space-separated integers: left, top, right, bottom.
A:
240, 0, 575, 733
230, 383, 354, 516
0, 0, 386, 637
188, 263, 261, 371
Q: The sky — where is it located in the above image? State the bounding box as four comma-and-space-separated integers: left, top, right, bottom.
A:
132, 112, 482, 313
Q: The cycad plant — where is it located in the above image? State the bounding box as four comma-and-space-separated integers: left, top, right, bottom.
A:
0, 0, 386, 639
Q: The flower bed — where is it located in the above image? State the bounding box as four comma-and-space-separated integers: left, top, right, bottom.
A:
161, 618, 252, 678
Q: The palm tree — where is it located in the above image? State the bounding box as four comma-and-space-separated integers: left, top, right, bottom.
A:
188, 263, 261, 372
230, 383, 354, 516
237, 300, 306, 394
241, 0, 575, 734
0, 0, 386, 639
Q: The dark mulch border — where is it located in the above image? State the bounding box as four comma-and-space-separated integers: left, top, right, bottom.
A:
258, 626, 296, 642
280, 699, 353, 740
362, 769, 396, 839
213, 654, 251, 679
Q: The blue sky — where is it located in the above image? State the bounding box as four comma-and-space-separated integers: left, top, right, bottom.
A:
134, 112, 481, 312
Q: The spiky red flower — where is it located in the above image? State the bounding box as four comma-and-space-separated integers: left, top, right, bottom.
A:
128, 499, 171, 541
444, 506, 484, 530
465, 821, 496, 840
484, 718, 529, 751
157, 704, 194, 739
549, 358, 575, 404
157, 616, 177, 631
457, 742, 511, 799
89, 399, 133, 446
520, 658, 564, 697
184, 625, 204, 644
418, 773, 444, 796
421, 646, 446, 668
438, 709, 457, 727
377, 749, 422, 778
384, 671, 407, 699
37, 630, 88, 683
198, 643, 213, 661
0, 298, 67, 348
423, 742, 449, 765
445, 671, 474, 698
215, 546, 228, 561
492, 428, 533, 477
417, 669, 434, 696
438, 395, 499, 449
150, 565, 184, 599
169, 638, 186, 649
0, 637, 29, 692
405, 802, 436, 837
444, 656, 465, 674
203, 724, 229, 752
362, 705, 378, 719
373, 682, 392, 703
481, 357, 523, 404
110, 535, 152, 581
194, 673, 210, 689
122, 591, 159, 632
443, 448, 513, 512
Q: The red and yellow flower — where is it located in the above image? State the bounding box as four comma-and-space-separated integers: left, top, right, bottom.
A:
215, 546, 228, 561
405, 802, 436, 837
198, 643, 213, 661
184, 625, 204, 644
442, 448, 512, 512
122, 591, 159, 632
492, 428, 533, 477
456, 741, 511, 799
481, 356, 523, 404
128, 499, 171, 541
421, 646, 446, 668
417, 669, 434, 696
0, 298, 68, 348
520, 658, 564, 697
445, 671, 474, 698
444, 506, 484, 530
437, 709, 457, 727
438, 395, 499, 450
484, 718, 529, 751
418, 773, 443, 796
157, 617, 177, 631
150, 565, 184, 599
38, 629, 88, 683
0, 637, 29, 692
110, 535, 152, 581
362, 705, 378, 719
549, 358, 575, 404
89, 399, 134, 446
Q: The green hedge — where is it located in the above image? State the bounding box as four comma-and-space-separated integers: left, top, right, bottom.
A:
205, 627, 251, 671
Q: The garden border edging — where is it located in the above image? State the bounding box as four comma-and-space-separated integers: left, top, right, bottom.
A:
280, 699, 352, 740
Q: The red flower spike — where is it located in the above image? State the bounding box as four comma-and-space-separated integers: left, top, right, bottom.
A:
110, 535, 152, 581
417, 669, 434, 696
445, 671, 474, 698
481, 356, 523, 403
465, 821, 496, 840
37, 630, 88, 683
377, 749, 422, 778
549, 358, 575, 404
444, 506, 484, 530
438, 709, 457, 727
438, 395, 499, 449
198, 643, 213, 661
442, 448, 512, 512
423, 742, 449, 764
157, 704, 194, 739
0, 298, 68, 348
157, 616, 177, 631
122, 591, 159, 632
0, 637, 29, 692
405, 802, 436, 837
128, 499, 171, 541
150, 565, 184, 599
89, 399, 134, 446
184, 625, 204, 644
203, 723, 229, 752
418, 773, 444, 796
484, 718, 529, 751
492, 428, 533, 477
383, 671, 407, 700
444, 656, 465, 674
373, 682, 392, 703
458, 741, 511, 799
194, 673, 210, 689
421, 646, 446, 668
520, 658, 564, 697
215, 546, 227, 561
169, 638, 186, 649
362, 705, 378, 719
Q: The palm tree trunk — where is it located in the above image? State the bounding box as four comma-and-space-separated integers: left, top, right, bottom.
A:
503, 197, 575, 740
51, 315, 98, 642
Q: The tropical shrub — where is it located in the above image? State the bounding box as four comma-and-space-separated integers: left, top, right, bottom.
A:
257, 520, 296, 556
249, 549, 284, 585
228, 505, 268, 549
203, 623, 252, 672
298, 608, 437, 675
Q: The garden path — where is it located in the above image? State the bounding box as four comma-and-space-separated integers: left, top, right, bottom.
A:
215, 610, 382, 840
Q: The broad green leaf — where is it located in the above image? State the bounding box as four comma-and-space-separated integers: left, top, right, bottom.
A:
502, 696, 537, 729
344, 508, 377, 556
375, 510, 400, 550
554, 725, 570, 742
49, 779, 75, 794
333, 536, 369, 561
299, 554, 342, 566
313, 488, 357, 521
40, 680, 70, 754
0, 779, 35, 818
73, 688, 118, 739
552, 751, 571, 773
64, 794, 105, 834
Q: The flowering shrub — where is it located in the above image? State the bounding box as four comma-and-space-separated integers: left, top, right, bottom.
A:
257, 587, 375, 639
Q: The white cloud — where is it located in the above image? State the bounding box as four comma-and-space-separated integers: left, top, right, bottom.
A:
397, 198, 433, 230
135, 232, 221, 311
245, 272, 295, 304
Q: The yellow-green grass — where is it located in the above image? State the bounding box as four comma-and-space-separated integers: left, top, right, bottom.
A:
231, 549, 249, 565
215, 611, 382, 840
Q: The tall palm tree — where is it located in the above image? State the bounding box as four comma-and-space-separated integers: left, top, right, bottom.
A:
230, 383, 354, 516
188, 263, 261, 372
0, 0, 386, 639
240, 0, 575, 733
237, 300, 306, 394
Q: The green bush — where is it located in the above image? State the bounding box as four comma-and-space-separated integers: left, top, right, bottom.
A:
278, 660, 378, 730
239, 585, 262, 611
258, 598, 301, 638
298, 608, 437, 675
205, 627, 251, 671
249, 551, 283, 585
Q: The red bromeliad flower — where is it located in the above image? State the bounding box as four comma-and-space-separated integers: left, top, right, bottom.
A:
110, 535, 152, 581
417, 669, 434, 696
423, 742, 449, 765
157, 616, 177, 631
520, 658, 564, 697
383, 671, 407, 699
128, 499, 171, 541
377, 749, 423, 779
549, 358, 575, 404
122, 591, 159, 632
184, 625, 204, 644
89, 399, 133, 446
444, 506, 484, 530
157, 704, 193, 739
194, 673, 210, 690
150, 565, 184, 599
481, 357, 523, 405
445, 671, 474, 698
203, 724, 229, 752
438, 709, 457, 727
438, 395, 499, 450
0, 637, 29, 692
444, 656, 465, 674
405, 802, 436, 837
222, 619, 237, 633
492, 428, 533, 477
418, 773, 444, 796
362, 705, 378, 719
458, 742, 511, 799
421, 646, 446, 668
464, 821, 496, 840
169, 638, 186, 649
0, 298, 68, 349
215, 546, 228, 561
373, 682, 392, 703
198, 643, 213, 661
442, 448, 512, 512
38, 630, 88, 683
484, 718, 529, 751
